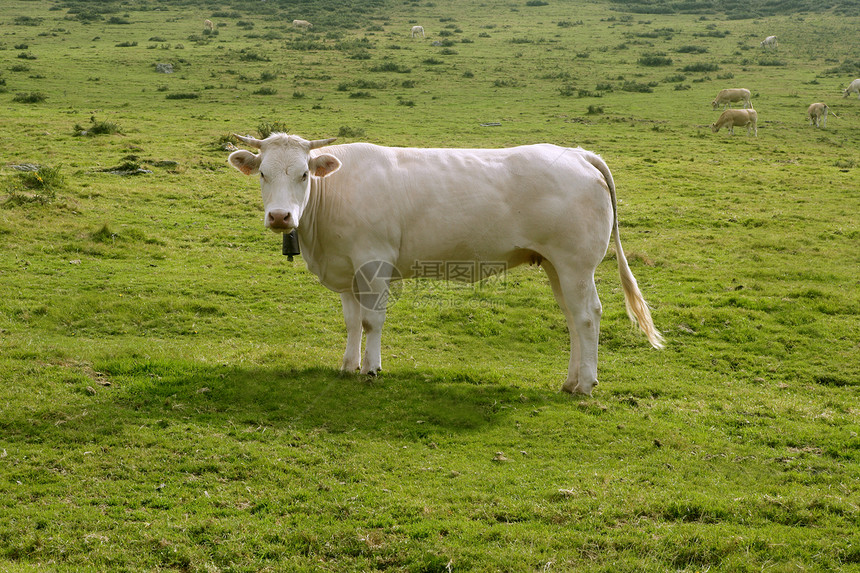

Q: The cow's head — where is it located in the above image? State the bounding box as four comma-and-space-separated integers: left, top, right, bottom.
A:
229, 133, 341, 232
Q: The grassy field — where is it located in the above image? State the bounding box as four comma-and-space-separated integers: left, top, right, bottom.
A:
1, 0, 859, 570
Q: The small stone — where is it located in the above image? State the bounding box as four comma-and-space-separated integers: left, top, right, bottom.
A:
10, 164, 40, 172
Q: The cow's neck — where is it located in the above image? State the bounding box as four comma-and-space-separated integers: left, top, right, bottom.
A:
295, 174, 354, 292
296, 176, 327, 278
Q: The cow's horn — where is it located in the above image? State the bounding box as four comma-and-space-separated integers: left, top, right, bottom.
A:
309, 137, 337, 150
234, 134, 263, 149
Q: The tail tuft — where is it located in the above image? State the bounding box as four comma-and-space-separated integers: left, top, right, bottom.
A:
618, 254, 664, 349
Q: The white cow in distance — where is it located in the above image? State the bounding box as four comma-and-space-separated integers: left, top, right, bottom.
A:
411, 25, 425, 38
843, 78, 860, 99
712, 108, 758, 136
807, 103, 829, 128
228, 133, 664, 395
292, 19, 313, 29
760, 35, 778, 49
711, 88, 752, 110
204, 19, 214, 30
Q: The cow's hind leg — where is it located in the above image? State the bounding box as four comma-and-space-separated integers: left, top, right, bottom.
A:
340, 293, 362, 372
544, 260, 602, 395
542, 261, 580, 392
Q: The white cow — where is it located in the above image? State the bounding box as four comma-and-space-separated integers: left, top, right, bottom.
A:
411, 25, 425, 38
711, 108, 758, 136
760, 35, 778, 49
843, 78, 860, 99
204, 19, 214, 30
807, 103, 829, 128
711, 88, 752, 110
228, 134, 663, 395
292, 19, 313, 29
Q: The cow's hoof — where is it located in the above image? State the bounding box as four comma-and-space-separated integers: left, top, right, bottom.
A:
562, 380, 596, 396
341, 361, 360, 373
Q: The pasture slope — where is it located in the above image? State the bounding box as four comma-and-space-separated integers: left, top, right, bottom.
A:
1, 0, 859, 570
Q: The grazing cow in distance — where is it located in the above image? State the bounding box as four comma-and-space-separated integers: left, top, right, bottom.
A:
760, 35, 778, 49
711, 88, 752, 110
807, 103, 829, 128
228, 133, 664, 395
843, 78, 860, 99
411, 25, 425, 38
204, 19, 214, 30
712, 108, 758, 136
292, 19, 313, 29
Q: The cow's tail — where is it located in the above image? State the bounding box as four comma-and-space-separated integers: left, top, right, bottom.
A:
583, 152, 665, 349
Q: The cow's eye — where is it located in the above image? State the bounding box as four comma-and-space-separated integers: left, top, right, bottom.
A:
301, 171, 309, 181
259, 172, 266, 181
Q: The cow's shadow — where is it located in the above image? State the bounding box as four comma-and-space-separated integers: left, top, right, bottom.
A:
38, 362, 567, 442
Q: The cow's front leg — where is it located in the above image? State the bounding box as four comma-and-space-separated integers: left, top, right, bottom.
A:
351, 261, 395, 375
340, 293, 362, 372
360, 305, 387, 375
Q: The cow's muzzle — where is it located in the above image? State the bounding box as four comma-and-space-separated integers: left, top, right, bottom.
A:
267, 209, 295, 232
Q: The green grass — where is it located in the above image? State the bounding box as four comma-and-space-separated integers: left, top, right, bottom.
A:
11, 91, 47, 103
1, 0, 859, 571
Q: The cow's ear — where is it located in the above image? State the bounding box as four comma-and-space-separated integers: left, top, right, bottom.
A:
309, 154, 341, 178
229, 150, 261, 176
